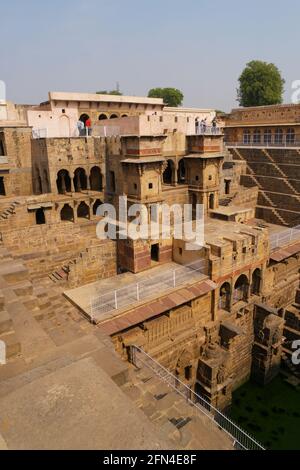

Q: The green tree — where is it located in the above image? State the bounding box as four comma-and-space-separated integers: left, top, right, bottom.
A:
96, 90, 123, 96
148, 88, 184, 107
237, 61, 285, 107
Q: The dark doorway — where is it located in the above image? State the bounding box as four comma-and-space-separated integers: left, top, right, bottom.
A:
0, 177, 6, 196
90, 166, 103, 191
77, 201, 90, 219
36, 208, 46, 225
151, 243, 159, 262
225, 180, 231, 195
98, 114, 108, 120
110, 114, 118, 119
93, 199, 103, 215
251, 268, 262, 295
56, 170, 71, 194
61, 204, 74, 222
163, 160, 173, 184
74, 168, 87, 192
185, 366, 192, 381
177, 159, 186, 184
209, 193, 215, 210
0, 139, 5, 156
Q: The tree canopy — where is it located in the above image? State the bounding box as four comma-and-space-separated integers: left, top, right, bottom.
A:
237, 60, 285, 107
148, 88, 184, 107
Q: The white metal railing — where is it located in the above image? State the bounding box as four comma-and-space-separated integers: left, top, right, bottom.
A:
130, 346, 265, 451
270, 225, 300, 251
90, 259, 207, 319
194, 125, 223, 136
32, 128, 48, 139
226, 140, 300, 148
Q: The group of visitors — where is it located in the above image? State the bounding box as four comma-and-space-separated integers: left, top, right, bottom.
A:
195, 116, 219, 135
77, 118, 92, 137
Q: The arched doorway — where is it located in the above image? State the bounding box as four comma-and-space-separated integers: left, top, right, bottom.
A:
251, 268, 262, 295
36, 208, 46, 225
234, 275, 249, 303
61, 204, 74, 222
74, 168, 87, 192
98, 114, 108, 120
219, 282, 231, 311
93, 199, 103, 215
56, 169, 71, 194
163, 160, 174, 184
209, 193, 215, 210
77, 201, 90, 219
121, 114, 128, 118
59, 115, 70, 137
177, 159, 186, 184
90, 166, 103, 191
110, 114, 118, 119
79, 114, 90, 126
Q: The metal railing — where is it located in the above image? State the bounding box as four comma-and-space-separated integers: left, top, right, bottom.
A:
130, 346, 265, 451
270, 225, 300, 251
226, 140, 300, 148
194, 125, 223, 136
90, 259, 207, 319
32, 128, 48, 139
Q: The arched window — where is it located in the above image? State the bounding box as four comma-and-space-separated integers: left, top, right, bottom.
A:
93, 199, 103, 215
234, 275, 249, 303
73, 168, 87, 192
264, 129, 272, 145
56, 169, 71, 194
77, 201, 90, 219
121, 114, 128, 118
253, 129, 261, 144
61, 204, 74, 222
89, 166, 103, 191
98, 114, 108, 120
275, 128, 283, 144
243, 129, 251, 144
286, 128, 295, 144
251, 268, 262, 295
79, 114, 90, 126
219, 282, 231, 311
110, 114, 119, 119
163, 160, 174, 184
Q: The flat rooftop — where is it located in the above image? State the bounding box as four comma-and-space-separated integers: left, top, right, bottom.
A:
48, 91, 164, 106
65, 261, 208, 325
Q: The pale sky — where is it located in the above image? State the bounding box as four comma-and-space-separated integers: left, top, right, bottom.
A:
1, 0, 299, 111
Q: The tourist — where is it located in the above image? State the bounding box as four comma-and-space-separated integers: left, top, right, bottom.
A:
85, 117, 92, 136
77, 120, 84, 137
195, 118, 200, 134
212, 117, 217, 134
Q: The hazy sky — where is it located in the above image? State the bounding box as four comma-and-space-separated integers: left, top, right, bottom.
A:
1, 0, 299, 111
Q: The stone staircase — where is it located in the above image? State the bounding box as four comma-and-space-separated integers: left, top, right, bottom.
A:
262, 149, 300, 199
0, 201, 21, 222
228, 147, 296, 226
121, 366, 233, 450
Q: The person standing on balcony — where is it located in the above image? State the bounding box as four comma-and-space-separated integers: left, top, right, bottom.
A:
85, 117, 92, 136
195, 117, 200, 134
212, 117, 217, 134
201, 118, 207, 134
77, 120, 84, 136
